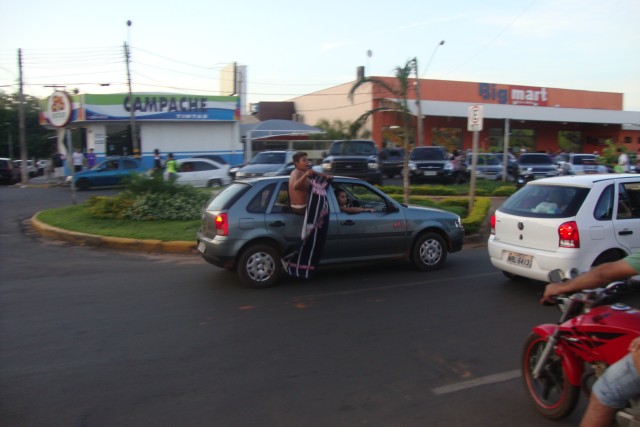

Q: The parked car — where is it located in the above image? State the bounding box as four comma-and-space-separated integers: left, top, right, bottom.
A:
12, 160, 38, 178
196, 176, 464, 288
73, 156, 147, 189
490, 152, 519, 181
36, 159, 51, 176
556, 153, 608, 175
0, 158, 19, 184
234, 150, 295, 179
516, 153, 558, 181
191, 154, 229, 165
409, 146, 459, 184
466, 153, 504, 180
379, 148, 404, 178
488, 174, 640, 282
318, 140, 383, 185
171, 158, 231, 187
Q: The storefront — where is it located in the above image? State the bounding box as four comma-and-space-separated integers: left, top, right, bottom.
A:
290, 78, 640, 154
40, 92, 243, 169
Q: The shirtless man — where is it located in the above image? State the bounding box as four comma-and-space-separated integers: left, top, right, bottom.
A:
289, 152, 330, 214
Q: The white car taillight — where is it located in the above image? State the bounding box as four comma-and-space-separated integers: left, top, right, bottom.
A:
490, 214, 496, 235
558, 221, 580, 248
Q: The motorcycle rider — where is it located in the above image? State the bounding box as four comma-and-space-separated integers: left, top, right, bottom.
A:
543, 254, 640, 427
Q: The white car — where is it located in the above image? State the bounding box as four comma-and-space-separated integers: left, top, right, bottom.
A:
488, 174, 640, 282
170, 158, 231, 187
556, 153, 608, 175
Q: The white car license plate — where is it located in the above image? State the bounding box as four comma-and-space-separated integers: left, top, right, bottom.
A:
197, 241, 206, 253
507, 251, 532, 268
423, 171, 437, 176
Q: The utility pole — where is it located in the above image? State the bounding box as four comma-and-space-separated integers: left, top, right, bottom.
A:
124, 22, 138, 156
17, 49, 28, 185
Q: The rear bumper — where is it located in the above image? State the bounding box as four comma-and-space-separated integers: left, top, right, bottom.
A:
487, 236, 589, 281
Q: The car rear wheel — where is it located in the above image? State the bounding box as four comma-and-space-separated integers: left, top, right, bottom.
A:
411, 232, 447, 271
207, 179, 222, 187
237, 243, 282, 288
501, 271, 526, 281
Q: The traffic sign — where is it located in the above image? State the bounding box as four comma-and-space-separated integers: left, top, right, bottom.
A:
468, 105, 483, 131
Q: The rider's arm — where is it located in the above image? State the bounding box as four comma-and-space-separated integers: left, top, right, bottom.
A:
542, 259, 638, 302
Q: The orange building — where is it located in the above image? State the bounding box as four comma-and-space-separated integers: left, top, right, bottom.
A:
290, 78, 640, 154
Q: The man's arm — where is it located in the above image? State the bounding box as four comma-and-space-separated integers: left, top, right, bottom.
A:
542, 259, 638, 302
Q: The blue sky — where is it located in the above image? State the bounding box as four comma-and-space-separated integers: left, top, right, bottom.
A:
1, 0, 639, 111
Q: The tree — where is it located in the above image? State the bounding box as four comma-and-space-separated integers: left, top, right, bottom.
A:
348, 60, 415, 203
0, 91, 53, 160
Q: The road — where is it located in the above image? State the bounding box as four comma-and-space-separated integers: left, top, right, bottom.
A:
4, 185, 636, 426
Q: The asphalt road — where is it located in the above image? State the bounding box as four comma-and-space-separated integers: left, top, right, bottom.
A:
4, 185, 639, 426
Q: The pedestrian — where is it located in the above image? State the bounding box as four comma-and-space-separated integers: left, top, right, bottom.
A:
165, 153, 177, 182
152, 148, 163, 178
86, 148, 96, 169
51, 151, 65, 184
616, 147, 630, 173
72, 148, 84, 173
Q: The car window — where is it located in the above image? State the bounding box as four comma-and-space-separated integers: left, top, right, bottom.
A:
193, 161, 217, 171
519, 154, 552, 165
204, 182, 251, 211
246, 183, 276, 213
123, 159, 139, 170
250, 152, 285, 165
617, 183, 640, 220
329, 141, 376, 156
272, 182, 291, 213
179, 162, 195, 172
501, 185, 589, 217
411, 148, 446, 161
594, 184, 614, 221
332, 182, 387, 211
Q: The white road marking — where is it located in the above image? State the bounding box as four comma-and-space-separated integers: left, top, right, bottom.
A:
431, 369, 521, 395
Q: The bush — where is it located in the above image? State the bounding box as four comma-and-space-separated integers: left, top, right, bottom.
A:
461, 197, 492, 235
87, 174, 212, 221
492, 186, 517, 197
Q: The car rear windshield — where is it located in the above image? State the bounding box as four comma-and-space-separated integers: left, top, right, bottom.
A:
204, 182, 251, 211
329, 141, 376, 156
499, 184, 589, 218
572, 155, 597, 165
410, 148, 447, 161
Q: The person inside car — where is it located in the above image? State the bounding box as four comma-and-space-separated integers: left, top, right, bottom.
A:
335, 189, 374, 214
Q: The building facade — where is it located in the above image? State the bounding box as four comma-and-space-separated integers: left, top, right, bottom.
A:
290, 78, 640, 155
40, 92, 243, 169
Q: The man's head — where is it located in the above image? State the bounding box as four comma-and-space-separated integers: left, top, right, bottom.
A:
293, 151, 309, 169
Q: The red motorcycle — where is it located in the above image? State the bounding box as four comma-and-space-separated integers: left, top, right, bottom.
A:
522, 271, 640, 423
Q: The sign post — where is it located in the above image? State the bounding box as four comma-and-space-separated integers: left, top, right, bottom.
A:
46, 91, 76, 204
467, 105, 484, 211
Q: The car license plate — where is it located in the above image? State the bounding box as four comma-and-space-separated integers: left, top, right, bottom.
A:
197, 241, 206, 253
507, 251, 532, 268
423, 171, 437, 176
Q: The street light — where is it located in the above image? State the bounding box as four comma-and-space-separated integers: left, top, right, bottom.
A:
414, 40, 445, 147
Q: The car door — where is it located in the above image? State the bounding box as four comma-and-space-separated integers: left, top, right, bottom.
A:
613, 179, 640, 252
176, 160, 199, 186
324, 182, 406, 261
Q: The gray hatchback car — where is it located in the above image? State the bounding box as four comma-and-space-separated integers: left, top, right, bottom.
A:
196, 176, 465, 288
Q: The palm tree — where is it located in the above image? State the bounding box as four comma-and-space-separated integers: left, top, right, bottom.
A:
348, 60, 415, 203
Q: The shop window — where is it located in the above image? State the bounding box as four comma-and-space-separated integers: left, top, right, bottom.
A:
558, 131, 582, 153
624, 136, 632, 144
430, 127, 462, 151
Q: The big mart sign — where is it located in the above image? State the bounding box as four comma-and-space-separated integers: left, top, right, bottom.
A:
478, 83, 549, 106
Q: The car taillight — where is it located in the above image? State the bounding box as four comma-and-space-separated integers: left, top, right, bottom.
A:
558, 221, 579, 248
215, 213, 228, 236
490, 214, 496, 235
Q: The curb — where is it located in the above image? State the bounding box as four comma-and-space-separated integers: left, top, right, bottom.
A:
30, 213, 197, 255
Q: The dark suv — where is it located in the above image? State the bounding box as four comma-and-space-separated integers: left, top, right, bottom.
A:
379, 148, 404, 178
409, 146, 457, 184
319, 140, 383, 185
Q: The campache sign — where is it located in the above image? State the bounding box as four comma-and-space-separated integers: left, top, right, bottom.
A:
46, 91, 73, 128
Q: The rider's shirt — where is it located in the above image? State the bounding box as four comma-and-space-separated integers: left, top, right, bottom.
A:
624, 251, 640, 272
